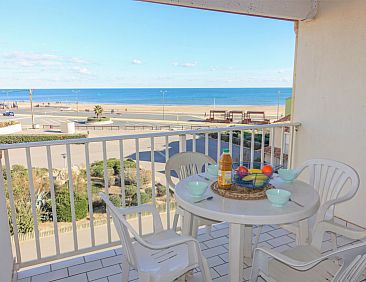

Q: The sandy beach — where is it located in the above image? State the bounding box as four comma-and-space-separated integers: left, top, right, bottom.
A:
17, 101, 285, 119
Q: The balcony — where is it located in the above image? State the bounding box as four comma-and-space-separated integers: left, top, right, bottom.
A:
3, 122, 361, 281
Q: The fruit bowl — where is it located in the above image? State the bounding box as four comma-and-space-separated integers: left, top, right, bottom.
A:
233, 172, 270, 189
232, 163, 274, 189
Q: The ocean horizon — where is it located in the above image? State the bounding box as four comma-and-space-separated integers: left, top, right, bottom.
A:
0, 88, 292, 106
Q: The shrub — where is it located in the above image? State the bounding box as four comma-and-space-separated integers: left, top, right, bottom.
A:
56, 189, 88, 222
90, 158, 136, 178
125, 185, 137, 198
0, 134, 87, 144
156, 183, 167, 197
109, 195, 122, 207
0, 120, 18, 128
8, 200, 37, 235
131, 192, 150, 206
90, 164, 104, 178
125, 168, 151, 186
124, 159, 136, 168
144, 187, 152, 197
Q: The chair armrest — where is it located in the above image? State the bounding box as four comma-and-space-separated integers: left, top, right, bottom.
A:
253, 247, 310, 269
312, 221, 366, 249
252, 242, 366, 282
117, 204, 164, 233
317, 195, 354, 222
117, 203, 156, 215
254, 247, 334, 272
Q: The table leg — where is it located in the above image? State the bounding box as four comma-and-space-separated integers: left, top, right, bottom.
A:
229, 223, 244, 282
298, 219, 309, 245
182, 210, 193, 236
243, 225, 253, 259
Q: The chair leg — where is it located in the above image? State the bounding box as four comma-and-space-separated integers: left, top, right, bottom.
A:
191, 217, 198, 238
173, 212, 180, 231
138, 272, 151, 282
121, 255, 129, 282
206, 225, 212, 237
199, 257, 212, 282
331, 232, 338, 250
253, 225, 263, 254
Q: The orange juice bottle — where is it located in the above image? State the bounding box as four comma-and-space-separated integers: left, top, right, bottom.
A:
218, 149, 232, 189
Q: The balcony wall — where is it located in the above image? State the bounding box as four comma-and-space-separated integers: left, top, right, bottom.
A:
293, 0, 366, 227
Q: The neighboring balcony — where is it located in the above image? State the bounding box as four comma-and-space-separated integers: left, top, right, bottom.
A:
0, 122, 302, 281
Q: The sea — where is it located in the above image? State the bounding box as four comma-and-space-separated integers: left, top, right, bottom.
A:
0, 88, 292, 106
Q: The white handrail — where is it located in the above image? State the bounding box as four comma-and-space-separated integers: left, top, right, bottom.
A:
0, 122, 300, 150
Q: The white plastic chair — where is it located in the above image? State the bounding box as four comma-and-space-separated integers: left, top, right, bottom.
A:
254, 159, 360, 248
165, 152, 218, 237
285, 159, 359, 245
100, 192, 212, 282
250, 221, 366, 282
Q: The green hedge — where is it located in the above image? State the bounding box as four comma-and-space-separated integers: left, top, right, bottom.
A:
56, 189, 88, 222
0, 134, 88, 144
87, 117, 111, 122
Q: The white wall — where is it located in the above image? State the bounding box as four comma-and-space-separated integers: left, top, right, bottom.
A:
0, 123, 22, 135
293, 0, 366, 227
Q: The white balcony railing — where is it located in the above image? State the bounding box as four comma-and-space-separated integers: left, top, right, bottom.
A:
0, 122, 300, 270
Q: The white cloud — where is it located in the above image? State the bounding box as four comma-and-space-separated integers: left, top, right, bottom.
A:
173, 62, 197, 68
2, 51, 91, 68
72, 66, 92, 75
132, 59, 143, 65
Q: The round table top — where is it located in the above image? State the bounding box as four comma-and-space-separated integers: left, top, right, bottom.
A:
175, 174, 320, 225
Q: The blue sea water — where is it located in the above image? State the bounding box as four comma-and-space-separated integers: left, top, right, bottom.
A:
0, 88, 292, 106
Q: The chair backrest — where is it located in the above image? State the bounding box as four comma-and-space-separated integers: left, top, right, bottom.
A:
297, 159, 359, 220
336, 253, 366, 281
165, 152, 216, 190
99, 193, 137, 267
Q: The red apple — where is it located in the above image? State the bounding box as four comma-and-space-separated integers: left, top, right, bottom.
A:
236, 166, 249, 177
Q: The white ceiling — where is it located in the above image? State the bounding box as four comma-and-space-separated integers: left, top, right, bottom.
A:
138, 0, 318, 21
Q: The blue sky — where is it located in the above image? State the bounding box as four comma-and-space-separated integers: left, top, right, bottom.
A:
0, 0, 295, 88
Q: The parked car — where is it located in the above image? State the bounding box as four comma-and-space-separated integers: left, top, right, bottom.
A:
3, 111, 14, 116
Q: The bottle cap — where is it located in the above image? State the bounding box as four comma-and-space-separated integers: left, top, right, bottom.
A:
223, 148, 230, 153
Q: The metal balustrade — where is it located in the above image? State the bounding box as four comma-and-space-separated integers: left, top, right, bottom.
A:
0, 122, 300, 269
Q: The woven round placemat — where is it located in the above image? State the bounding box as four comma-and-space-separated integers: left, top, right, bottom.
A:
210, 181, 273, 200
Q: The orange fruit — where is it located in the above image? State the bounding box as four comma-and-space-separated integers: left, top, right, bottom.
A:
262, 165, 273, 177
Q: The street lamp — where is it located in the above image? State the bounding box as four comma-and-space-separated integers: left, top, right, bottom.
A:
72, 90, 80, 115
29, 89, 36, 128
160, 90, 167, 120
276, 91, 281, 120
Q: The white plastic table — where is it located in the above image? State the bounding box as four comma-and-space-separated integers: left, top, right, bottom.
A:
175, 175, 320, 282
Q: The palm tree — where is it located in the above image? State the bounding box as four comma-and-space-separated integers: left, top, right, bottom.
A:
94, 105, 103, 119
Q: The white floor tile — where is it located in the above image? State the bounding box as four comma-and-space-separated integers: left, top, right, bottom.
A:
68, 260, 102, 276
51, 256, 85, 271
17, 265, 51, 279
31, 268, 68, 282
84, 249, 116, 262
56, 273, 88, 282
86, 264, 121, 281
101, 254, 122, 267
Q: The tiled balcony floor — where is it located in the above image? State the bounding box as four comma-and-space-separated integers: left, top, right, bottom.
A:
16, 221, 362, 282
